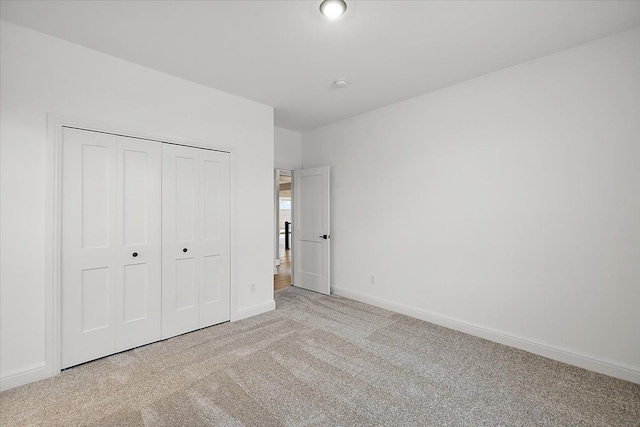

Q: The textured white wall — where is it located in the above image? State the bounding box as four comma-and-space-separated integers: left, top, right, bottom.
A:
274, 127, 302, 171
302, 28, 640, 382
0, 21, 274, 390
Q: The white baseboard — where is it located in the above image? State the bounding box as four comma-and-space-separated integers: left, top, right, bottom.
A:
1, 362, 49, 392
2, 300, 276, 391
233, 299, 276, 321
331, 286, 640, 384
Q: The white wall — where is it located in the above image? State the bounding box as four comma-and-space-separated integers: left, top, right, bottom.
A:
302, 27, 640, 383
273, 127, 302, 268
274, 127, 302, 171
0, 21, 275, 390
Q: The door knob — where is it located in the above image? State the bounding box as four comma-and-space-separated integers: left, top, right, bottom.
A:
319, 234, 329, 240
132, 252, 138, 257
183, 248, 188, 253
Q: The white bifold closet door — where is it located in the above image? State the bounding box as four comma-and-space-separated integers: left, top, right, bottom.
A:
161, 144, 230, 339
61, 128, 162, 369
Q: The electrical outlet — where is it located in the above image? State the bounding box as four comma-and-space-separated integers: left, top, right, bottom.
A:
250, 283, 256, 293
370, 275, 376, 285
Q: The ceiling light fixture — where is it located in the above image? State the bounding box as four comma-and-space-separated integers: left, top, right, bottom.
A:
334, 79, 349, 89
319, 0, 347, 19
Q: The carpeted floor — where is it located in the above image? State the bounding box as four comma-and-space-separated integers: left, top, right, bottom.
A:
1, 287, 639, 426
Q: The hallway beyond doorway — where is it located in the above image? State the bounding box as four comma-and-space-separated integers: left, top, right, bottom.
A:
274, 234, 291, 291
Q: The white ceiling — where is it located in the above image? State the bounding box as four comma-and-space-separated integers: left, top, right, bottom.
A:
2, 1, 640, 131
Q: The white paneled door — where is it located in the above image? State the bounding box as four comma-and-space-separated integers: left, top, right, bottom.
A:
199, 149, 231, 327
293, 166, 331, 295
61, 128, 230, 368
162, 144, 230, 339
115, 136, 162, 352
61, 128, 162, 368
161, 144, 199, 338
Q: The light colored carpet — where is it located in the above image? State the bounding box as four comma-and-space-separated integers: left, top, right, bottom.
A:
1, 287, 638, 426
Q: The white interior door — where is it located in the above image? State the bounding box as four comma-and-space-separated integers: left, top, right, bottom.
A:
61, 128, 162, 368
62, 128, 229, 365
162, 144, 200, 338
199, 149, 231, 327
162, 144, 230, 339
62, 128, 117, 368
293, 166, 331, 295
115, 136, 162, 351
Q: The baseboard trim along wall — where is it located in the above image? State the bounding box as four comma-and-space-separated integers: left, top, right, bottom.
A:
331, 286, 640, 385
2, 299, 277, 391
0, 362, 49, 392
234, 300, 276, 322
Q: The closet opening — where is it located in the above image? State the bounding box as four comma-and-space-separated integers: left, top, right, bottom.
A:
50, 118, 232, 373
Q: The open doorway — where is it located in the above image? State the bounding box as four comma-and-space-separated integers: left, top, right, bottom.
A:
275, 170, 292, 291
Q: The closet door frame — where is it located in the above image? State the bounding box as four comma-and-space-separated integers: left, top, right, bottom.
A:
45, 114, 234, 378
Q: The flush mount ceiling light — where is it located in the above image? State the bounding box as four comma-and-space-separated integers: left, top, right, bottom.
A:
319, 0, 347, 19
334, 79, 349, 88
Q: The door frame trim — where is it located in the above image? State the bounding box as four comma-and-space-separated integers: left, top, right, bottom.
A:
46, 113, 235, 376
